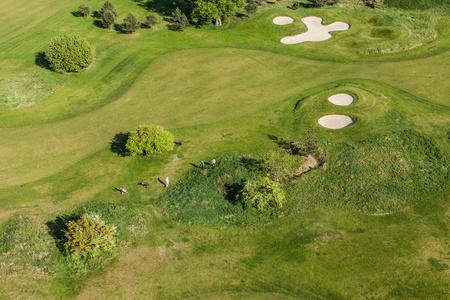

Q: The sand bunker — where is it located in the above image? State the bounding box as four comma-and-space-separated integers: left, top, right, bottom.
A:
318, 115, 354, 129
280, 16, 350, 44
328, 93, 354, 106
273, 16, 294, 25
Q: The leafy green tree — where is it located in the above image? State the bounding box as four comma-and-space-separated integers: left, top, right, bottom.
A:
78, 4, 91, 18
101, 0, 117, 30
64, 214, 116, 260
101, 0, 117, 16
192, 0, 246, 26
245, 0, 258, 15
123, 12, 140, 33
238, 177, 285, 213
126, 125, 174, 156
45, 34, 95, 73
102, 10, 116, 30
145, 14, 158, 30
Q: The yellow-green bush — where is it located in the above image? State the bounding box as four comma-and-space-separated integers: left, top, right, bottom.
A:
64, 214, 116, 260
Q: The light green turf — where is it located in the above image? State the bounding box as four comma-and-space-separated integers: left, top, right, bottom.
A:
0, 0, 448, 298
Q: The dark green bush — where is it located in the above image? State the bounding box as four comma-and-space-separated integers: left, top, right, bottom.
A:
45, 34, 94, 73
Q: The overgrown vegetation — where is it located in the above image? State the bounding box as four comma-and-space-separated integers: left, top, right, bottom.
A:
384, 0, 450, 10
64, 214, 117, 261
285, 130, 449, 213
0, 72, 64, 108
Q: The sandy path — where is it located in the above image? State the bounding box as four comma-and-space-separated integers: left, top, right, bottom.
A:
280, 16, 350, 44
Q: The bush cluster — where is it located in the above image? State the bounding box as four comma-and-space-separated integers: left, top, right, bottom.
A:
45, 34, 94, 73
64, 214, 116, 260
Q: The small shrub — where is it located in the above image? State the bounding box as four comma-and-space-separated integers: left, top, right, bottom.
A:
145, 14, 158, 30
78, 4, 91, 17
45, 34, 95, 73
238, 177, 285, 213
64, 214, 116, 260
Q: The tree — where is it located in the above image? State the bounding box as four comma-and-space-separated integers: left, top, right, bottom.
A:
45, 34, 95, 73
172, 7, 190, 32
245, 0, 258, 15
126, 125, 174, 156
78, 4, 91, 18
64, 214, 116, 260
237, 177, 285, 213
191, 0, 246, 26
101, 0, 117, 30
101, 0, 117, 16
145, 14, 158, 30
123, 12, 140, 33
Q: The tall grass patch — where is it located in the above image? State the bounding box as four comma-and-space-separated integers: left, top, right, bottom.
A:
0, 72, 65, 109
160, 154, 301, 226
285, 130, 448, 213
384, 0, 450, 10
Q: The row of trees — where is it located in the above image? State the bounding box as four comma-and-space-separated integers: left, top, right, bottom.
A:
77, 1, 158, 33
79, 0, 258, 30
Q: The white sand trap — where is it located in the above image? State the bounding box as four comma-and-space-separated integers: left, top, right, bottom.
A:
273, 16, 294, 25
328, 93, 354, 106
318, 115, 354, 129
280, 16, 350, 44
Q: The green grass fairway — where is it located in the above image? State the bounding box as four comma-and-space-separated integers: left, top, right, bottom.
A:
0, 0, 449, 298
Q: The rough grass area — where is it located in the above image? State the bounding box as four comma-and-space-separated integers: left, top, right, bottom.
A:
285, 130, 448, 213
0, 72, 64, 108
0, 201, 148, 297
161, 155, 284, 226
384, 0, 450, 10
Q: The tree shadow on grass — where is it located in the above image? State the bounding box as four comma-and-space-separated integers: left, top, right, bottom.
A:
45, 214, 78, 254
133, 0, 188, 17
34, 52, 52, 71
71, 11, 83, 17
289, 0, 320, 9
110, 132, 131, 157
93, 19, 105, 29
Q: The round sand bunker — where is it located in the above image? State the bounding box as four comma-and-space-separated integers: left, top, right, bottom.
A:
273, 16, 294, 25
328, 93, 354, 106
318, 115, 354, 129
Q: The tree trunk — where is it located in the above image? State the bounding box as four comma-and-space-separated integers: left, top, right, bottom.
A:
215, 18, 222, 26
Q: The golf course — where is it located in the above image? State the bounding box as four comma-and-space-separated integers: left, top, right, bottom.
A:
0, 0, 449, 298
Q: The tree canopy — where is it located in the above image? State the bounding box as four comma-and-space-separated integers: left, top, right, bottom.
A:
123, 12, 140, 33
101, 0, 117, 30
126, 125, 174, 156
191, 0, 246, 26
45, 34, 95, 73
